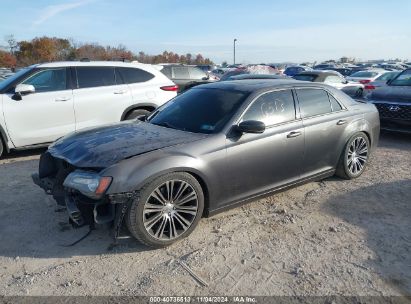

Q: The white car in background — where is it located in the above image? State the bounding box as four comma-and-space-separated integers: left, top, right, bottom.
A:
346, 69, 387, 84
0, 61, 177, 157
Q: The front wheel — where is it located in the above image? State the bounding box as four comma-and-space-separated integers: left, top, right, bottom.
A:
126, 172, 204, 248
0, 139, 4, 159
336, 132, 370, 179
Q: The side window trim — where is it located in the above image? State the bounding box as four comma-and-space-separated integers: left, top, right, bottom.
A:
327, 92, 346, 112
70, 67, 77, 89
114, 67, 125, 85
236, 88, 300, 128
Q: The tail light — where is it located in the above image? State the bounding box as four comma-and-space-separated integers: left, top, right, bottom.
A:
364, 85, 375, 90
359, 79, 371, 84
160, 85, 179, 91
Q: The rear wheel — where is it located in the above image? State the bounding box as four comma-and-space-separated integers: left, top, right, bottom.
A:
124, 109, 151, 120
336, 132, 370, 179
126, 172, 204, 248
355, 88, 363, 97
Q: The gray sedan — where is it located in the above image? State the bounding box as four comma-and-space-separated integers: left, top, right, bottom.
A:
33, 80, 380, 248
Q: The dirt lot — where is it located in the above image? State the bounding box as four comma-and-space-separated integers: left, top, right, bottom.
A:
0, 132, 410, 297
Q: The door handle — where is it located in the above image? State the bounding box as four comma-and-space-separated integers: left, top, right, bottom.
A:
337, 120, 347, 125
55, 97, 71, 102
114, 90, 127, 94
287, 131, 302, 138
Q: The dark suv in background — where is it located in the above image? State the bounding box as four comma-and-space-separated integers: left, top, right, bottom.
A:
367, 68, 411, 133
158, 64, 216, 92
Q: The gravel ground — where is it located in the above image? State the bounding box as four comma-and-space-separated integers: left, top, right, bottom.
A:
0, 131, 410, 296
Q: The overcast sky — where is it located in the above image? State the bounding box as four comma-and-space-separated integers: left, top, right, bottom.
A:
1, 0, 410, 63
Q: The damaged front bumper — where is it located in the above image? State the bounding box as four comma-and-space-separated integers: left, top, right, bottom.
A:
32, 152, 135, 238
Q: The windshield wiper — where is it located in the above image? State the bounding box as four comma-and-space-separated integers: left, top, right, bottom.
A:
152, 121, 187, 132
152, 121, 176, 129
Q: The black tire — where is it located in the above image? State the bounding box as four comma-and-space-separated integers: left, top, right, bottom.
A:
126, 172, 204, 248
355, 88, 363, 98
336, 132, 370, 179
0, 139, 4, 159
124, 109, 150, 120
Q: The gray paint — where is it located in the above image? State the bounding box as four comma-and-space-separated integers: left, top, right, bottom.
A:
46, 80, 380, 214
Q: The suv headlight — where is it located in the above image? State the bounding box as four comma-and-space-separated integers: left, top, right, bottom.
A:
63, 170, 112, 199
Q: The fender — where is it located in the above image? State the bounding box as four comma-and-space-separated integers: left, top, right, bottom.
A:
102, 149, 213, 194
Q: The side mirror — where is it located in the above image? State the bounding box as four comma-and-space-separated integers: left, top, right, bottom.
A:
237, 120, 266, 134
12, 84, 35, 100
386, 79, 392, 85
15, 84, 35, 95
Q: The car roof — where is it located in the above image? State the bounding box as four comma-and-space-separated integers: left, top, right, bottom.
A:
229, 74, 287, 80
32, 61, 153, 69
296, 71, 338, 77
193, 79, 333, 93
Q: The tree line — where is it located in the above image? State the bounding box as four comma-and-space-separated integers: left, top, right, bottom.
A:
0, 35, 213, 68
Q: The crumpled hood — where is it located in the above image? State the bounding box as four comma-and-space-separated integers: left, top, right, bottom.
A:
48, 121, 207, 168
370, 85, 411, 102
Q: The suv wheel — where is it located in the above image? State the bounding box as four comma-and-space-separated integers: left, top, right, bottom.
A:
126, 172, 204, 248
124, 109, 150, 120
0, 139, 4, 158
336, 132, 370, 179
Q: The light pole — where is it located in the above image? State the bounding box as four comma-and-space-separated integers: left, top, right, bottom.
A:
233, 38, 237, 65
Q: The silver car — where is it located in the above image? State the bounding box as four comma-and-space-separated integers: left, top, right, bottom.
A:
293, 71, 365, 97
364, 71, 401, 97
347, 69, 387, 84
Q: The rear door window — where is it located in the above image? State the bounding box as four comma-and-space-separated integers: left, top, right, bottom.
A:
119, 67, 154, 83
76, 67, 115, 88
241, 89, 296, 126
296, 88, 332, 118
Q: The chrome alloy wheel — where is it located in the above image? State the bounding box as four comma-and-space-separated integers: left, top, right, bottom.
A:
143, 180, 199, 240
347, 136, 368, 175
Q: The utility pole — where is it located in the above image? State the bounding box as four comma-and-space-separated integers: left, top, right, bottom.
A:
233, 38, 237, 65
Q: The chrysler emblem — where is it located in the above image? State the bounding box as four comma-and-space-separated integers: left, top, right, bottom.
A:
389, 105, 400, 112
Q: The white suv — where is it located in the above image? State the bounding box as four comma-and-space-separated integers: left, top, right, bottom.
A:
0, 61, 178, 157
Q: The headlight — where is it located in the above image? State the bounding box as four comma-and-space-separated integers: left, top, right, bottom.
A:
63, 170, 112, 199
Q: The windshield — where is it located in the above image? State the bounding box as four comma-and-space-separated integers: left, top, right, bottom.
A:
148, 88, 249, 134
293, 74, 316, 82
350, 71, 378, 78
0, 67, 32, 91
285, 67, 302, 74
390, 69, 411, 86
376, 71, 400, 81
